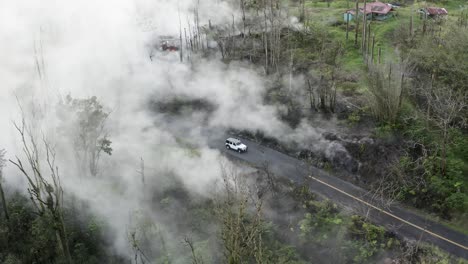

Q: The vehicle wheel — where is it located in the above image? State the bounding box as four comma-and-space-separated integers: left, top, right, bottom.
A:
238, 149, 241, 153
226, 145, 230, 149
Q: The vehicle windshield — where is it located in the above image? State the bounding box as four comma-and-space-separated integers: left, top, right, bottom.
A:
235, 142, 240, 145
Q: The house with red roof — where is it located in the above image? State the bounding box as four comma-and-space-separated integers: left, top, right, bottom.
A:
418, 7, 448, 19
344, 1, 395, 22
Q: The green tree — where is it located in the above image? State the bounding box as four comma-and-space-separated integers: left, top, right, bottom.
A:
57, 95, 112, 177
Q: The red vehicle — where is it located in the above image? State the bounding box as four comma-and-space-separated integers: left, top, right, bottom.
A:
160, 39, 179, 52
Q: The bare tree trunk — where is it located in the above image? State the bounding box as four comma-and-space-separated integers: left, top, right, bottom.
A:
179, 26, 183, 62
188, 19, 194, 52
269, 0, 276, 73
361, 0, 367, 52
354, 0, 359, 47
0, 149, 8, 222
399, 73, 404, 109
330, 81, 336, 113
422, 17, 427, 35
196, 0, 201, 50
178, 8, 183, 62
56, 212, 72, 264
378, 47, 382, 64
0, 182, 8, 221
240, 0, 247, 42
319, 75, 325, 110
184, 236, 204, 264
366, 22, 371, 63
184, 28, 189, 60
388, 63, 392, 91
409, 10, 413, 37
231, 15, 236, 58
300, 0, 306, 22
307, 79, 315, 111
441, 123, 447, 176
263, 1, 269, 74
346, 13, 350, 40
426, 74, 434, 128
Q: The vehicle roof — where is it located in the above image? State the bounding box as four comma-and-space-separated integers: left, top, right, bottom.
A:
226, 137, 241, 143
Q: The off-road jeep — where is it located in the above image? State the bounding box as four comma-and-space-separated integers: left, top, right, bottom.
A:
225, 138, 248, 153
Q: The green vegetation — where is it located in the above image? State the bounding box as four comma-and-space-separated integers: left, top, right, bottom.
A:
395, 118, 468, 219
295, 0, 468, 227
298, 199, 396, 263
375, 17, 468, 223
0, 193, 126, 263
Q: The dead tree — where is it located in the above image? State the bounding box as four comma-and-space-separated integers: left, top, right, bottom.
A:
427, 87, 467, 175
260, 160, 276, 193
409, 10, 413, 37
263, 1, 269, 74
368, 171, 399, 210
0, 149, 8, 221
377, 47, 382, 64
307, 79, 317, 111
128, 229, 150, 264
345, 13, 350, 40
299, 0, 306, 23
240, 0, 247, 36
137, 157, 145, 185
179, 8, 183, 62
361, 0, 367, 52
366, 22, 371, 64
367, 63, 407, 123
354, 0, 359, 47
184, 235, 204, 264
9, 118, 72, 264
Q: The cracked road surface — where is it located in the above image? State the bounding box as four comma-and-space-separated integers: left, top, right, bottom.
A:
213, 137, 468, 259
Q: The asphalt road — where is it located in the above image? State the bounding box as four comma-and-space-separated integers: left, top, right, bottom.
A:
214, 137, 468, 259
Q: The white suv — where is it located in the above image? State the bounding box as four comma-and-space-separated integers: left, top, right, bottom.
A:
225, 138, 248, 153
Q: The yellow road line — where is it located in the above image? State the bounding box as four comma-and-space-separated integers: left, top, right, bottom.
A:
308, 176, 468, 251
